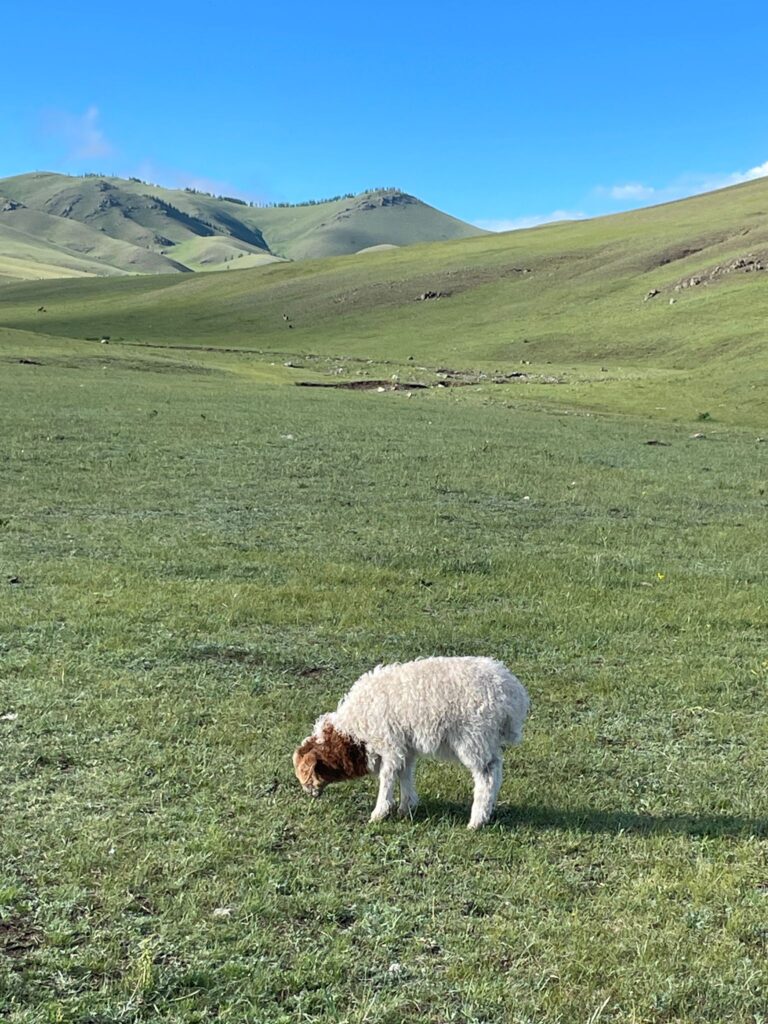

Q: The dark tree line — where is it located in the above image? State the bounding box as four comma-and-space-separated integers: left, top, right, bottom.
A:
77, 175, 402, 209
249, 188, 401, 209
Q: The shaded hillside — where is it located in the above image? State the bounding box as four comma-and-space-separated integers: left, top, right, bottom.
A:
0, 173, 486, 280
0, 203, 191, 276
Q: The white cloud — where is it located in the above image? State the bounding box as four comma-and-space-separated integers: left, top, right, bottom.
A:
134, 160, 231, 194
475, 210, 587, 232
475, 157, 768, 236
129, 159, 268, 204
730, 159, 768, 183
42, 105, 113, 161
600, 183, 658, 201
598, 158, 768, 208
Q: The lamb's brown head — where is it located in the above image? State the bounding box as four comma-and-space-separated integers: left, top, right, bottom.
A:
293, 719, 369, 798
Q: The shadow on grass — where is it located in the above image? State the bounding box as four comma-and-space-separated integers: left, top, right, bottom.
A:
418, 800, 768, 838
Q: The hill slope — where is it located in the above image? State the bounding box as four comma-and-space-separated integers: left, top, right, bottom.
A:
1, 174, 767, 425
0, 173, 486, 280
248, 190, 488, 260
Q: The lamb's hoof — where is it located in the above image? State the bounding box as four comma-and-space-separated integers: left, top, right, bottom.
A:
397, 802, 419, 820
467, 818, 490, 830
369, 806, 394, 823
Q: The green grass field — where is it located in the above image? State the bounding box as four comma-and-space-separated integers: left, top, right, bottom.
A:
1, 322, 767, 1022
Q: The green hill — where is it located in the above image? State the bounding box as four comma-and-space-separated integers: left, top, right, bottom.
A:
0, 173, 486, 280
246, 190, 487, 260
0, 203, 192, 277
165, 236, 285, 272
1, 174, 767, 425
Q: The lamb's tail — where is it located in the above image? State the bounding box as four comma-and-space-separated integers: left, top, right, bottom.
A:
500, 673, 530, 747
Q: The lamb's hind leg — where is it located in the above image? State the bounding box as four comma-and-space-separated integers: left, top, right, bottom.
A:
467, 754, 503, 830
397, 752, 419, 818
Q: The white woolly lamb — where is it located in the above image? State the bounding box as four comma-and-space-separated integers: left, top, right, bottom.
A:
293, 656, 529, 829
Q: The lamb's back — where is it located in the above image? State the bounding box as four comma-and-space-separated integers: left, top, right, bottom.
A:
335, 656, 525, 752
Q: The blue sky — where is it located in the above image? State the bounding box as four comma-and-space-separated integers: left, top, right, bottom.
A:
2, 0, 767, 229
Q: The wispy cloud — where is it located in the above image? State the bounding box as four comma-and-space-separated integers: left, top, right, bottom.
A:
602, 183, 657, 201
738, 159, 768, 181
130, 159, 269, 204
42, 105, 113, 161
597, 158, 768, 207
475, 156, 768, 236
697, 158, 768, 192
475, 210, 587, 232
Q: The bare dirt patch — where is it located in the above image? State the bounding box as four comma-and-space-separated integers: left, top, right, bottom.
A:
0, 917, 42, 959
296, 379, 429, 391
656, 246, 705, 267
296, 369, 561, 391
187, 644, 266, 666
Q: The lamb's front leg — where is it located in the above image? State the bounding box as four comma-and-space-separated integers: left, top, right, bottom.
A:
370, 757, 399, 822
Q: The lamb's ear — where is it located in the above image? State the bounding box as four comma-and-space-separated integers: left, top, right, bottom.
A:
294, 748, 317, 786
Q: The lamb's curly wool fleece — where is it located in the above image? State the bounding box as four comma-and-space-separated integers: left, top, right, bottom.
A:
318, 656, 529, 828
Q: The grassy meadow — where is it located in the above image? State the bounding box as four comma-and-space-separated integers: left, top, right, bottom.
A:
1, 320, 767, 1022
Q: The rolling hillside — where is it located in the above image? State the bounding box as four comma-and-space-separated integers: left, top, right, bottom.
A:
1, 174, 767, 425
0, 172, 486, 281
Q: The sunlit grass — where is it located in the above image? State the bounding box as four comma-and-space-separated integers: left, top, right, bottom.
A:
1, 336, 766, 1021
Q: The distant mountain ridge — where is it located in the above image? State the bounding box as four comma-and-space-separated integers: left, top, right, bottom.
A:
0, 172, 487, 281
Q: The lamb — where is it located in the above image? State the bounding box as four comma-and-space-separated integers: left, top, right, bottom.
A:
293, 656, 529, 829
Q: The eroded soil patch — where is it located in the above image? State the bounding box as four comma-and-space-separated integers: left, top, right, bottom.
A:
296, 369, 561, 391
0, 917, 42, 959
